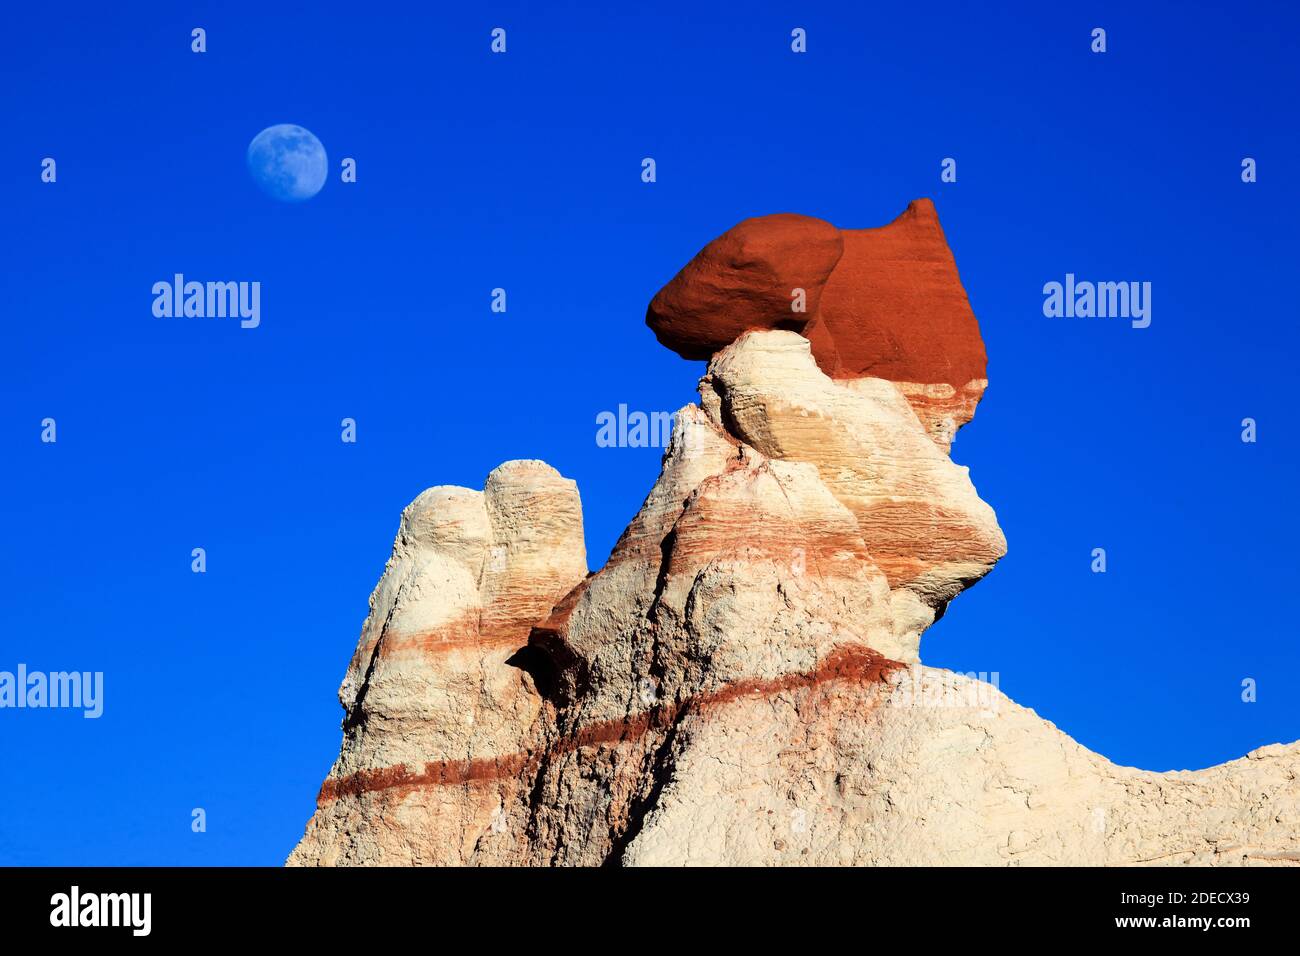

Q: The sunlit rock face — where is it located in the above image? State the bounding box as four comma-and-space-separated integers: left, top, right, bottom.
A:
290, 461, 587, 865
290, 205, 1300, 868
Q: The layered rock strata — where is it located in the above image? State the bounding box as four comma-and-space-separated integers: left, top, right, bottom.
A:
290, 202, 1300, 867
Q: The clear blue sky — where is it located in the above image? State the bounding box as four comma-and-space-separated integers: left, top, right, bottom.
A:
2, 1, 1297, 864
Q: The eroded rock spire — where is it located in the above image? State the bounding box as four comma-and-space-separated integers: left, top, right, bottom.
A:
290, 201, 1299, 867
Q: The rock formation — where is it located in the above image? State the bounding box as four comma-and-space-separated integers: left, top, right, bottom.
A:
290, 200, 1300, 867
647, 199, 988, 450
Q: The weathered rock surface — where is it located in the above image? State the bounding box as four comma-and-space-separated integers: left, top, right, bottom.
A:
290, 208, 1300, 867
646, 213, 843, 360
617, 666, 1300, 866
647, 199, 990, 450
290, 460, 586, 865
702, 331, 1004, 644
813, 199, 986, 388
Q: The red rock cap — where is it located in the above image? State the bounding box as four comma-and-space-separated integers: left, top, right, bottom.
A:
647, 199, 987, 389
645, 213, 843, 360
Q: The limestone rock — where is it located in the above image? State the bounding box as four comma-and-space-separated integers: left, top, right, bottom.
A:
619, 666, 1300, 866
290, 209, 1300, 868
288, 460, 586, 865
702, 330, 1004, 639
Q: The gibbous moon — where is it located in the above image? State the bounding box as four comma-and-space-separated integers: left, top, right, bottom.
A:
247, 124, 327, 202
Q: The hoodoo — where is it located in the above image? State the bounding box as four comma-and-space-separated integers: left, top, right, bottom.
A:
290, 201, 1300, 866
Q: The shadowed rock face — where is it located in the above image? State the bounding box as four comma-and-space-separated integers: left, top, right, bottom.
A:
289, 205, 1300, 868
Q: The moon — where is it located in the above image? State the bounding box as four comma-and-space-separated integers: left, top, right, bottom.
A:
246, 124, 327, 202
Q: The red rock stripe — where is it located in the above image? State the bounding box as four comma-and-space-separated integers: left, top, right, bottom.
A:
375, 613, 545, 659
317, 645, 902, 805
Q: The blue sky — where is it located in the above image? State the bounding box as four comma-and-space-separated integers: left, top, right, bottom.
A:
2, 1, 1298, 864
